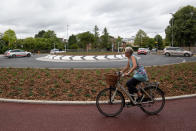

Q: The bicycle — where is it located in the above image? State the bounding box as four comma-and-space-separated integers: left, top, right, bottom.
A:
96, 72, 165, 117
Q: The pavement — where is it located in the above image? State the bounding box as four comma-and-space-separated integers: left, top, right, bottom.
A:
0, 97, 196, 131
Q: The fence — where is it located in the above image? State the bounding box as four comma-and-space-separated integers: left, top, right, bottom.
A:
182, 47, 196, 54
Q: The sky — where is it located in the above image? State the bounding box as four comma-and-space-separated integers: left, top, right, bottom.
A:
0, 0, 196, 39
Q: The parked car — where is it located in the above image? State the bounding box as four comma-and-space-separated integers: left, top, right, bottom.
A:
50, 49, 65, 54
137, 48, 148, 55
4, 49, 32, 58
163, 47, 193, 57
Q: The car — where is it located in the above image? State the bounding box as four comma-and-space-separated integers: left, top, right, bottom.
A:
151, 48, 157, 52
163, 47, 193, 57
4, 49, 32, 58
137, 48, 148, 55
50, 49, 65, 54
145, 48, 150, 54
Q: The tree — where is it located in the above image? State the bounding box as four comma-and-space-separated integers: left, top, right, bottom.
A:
146, 38, 155, 50
68, 34, 77, 49
165, 5, 196, 47
0, 33, 3, 39
77, 31, 95, 49
115, 36, 123, 50
93, 25, 100, 49
134, 29, 147, 47
35, 30, 46, 38
154, 35, 164, 49
0, 39, 6, 53
35, 30, 56, 39
100, 27, 111, 50
34, 30, 65, 51
2, 29, 17, 48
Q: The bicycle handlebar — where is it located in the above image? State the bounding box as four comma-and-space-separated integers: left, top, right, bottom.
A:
116, 71, 130, 78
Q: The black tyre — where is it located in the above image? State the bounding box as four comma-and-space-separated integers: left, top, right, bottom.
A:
96, 88, 125, 117
27, 54, 31, 57
184, 53, 190, 57
140, 86, 165, 115
165, 53, 170, 56
12, 54, 16, 58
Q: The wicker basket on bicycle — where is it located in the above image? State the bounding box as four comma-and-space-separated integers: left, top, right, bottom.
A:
104, 73, 118, 87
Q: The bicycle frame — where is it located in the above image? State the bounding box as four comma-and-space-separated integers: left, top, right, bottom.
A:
111, 78, 155, 105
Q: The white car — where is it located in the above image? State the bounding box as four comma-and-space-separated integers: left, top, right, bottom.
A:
4, 49, 32, 58
50, 49, 65, 54
163, 47, 193, 57
145, 48, 150, 54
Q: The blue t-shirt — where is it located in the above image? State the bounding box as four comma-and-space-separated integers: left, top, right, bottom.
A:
129, 55, 148, 82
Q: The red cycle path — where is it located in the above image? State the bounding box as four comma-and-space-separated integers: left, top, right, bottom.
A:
0, 98, 196, 131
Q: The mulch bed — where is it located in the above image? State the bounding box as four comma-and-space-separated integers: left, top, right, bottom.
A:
0, 62, 196, 101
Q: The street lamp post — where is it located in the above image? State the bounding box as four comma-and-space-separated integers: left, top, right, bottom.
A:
117, 42, 119, 53
53, 43, 55, 49
170, 13, 174, 47
140, 34, 142, 47
189, 11, 194, 51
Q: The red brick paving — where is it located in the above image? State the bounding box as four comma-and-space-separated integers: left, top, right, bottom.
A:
0, 98, 196, 131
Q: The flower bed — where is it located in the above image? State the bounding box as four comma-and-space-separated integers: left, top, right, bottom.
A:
0, 62, 196, 101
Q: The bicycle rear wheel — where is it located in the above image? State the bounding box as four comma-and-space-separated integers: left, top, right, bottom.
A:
140, 86, 165, 115
96, 88, 125, 117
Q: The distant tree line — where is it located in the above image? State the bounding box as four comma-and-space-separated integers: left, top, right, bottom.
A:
0, 29, 65, 53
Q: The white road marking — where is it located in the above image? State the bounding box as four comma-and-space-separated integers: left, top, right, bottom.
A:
84, 56, 95, 60
107, 55, 116, 59
53, 55, 62, 60
72, 56, 83, 61
96, 55, 106, 60
36, 54, 131, 62
115, 55, 124, 59
61, 56, 71, 60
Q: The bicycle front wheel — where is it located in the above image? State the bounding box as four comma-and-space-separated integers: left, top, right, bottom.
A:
140, 86, 165, 115
96, 88, 125, 117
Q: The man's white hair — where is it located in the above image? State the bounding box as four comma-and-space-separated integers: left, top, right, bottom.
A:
125, 47, 133, 55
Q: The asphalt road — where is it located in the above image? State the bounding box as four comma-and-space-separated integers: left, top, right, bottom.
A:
0, 98, 196, 131
0, 54, 196, 69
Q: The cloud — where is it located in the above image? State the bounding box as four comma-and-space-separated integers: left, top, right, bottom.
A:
0, 0, 195, 38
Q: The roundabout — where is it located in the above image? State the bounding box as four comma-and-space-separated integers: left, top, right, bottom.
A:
0, 53, 196, 69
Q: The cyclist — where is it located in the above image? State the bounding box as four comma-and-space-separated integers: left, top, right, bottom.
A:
120, 47, 148, 103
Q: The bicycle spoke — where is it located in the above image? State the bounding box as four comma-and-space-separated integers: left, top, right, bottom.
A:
96, 88, 124, 117
140, 86, 165, 115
